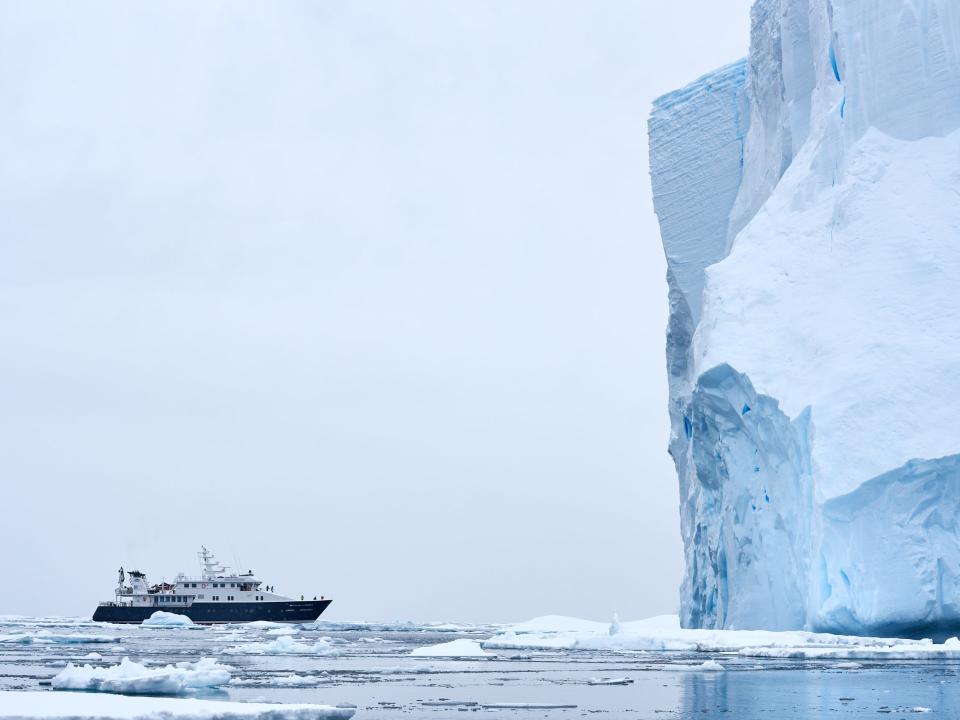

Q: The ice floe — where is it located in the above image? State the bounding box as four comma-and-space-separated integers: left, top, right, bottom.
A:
587, 677, 633, 685
266, 626, 298, 636
141, 612, 194, 628
51, 657, 231, 695
482, 615, 960, 658
223, 635, 340, 656
229, 673, 329, 687
0, 691, 355, 719
0, 630, 120, 645
411, 639, 494, 658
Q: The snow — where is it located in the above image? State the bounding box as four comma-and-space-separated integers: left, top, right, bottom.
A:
141, 612, 193, 628
51, 657, 231, 695
650, 0, 960, 635
410, 639, 494, 658
483, 615, 960, 658
0, 691, 355, 719
223, 636, 339, 656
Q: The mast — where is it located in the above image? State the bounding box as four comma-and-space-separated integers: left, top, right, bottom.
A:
198, 546, 229, 579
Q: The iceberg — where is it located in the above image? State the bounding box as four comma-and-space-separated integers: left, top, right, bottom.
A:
650, 0, 960, 635
141, 611, 194, 628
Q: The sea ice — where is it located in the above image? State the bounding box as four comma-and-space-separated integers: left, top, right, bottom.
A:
0, 691, 355, 719
0, 631, 120, 645
483, 615, 950, 658
51, 657, 231, 695
224, 635, 339, 656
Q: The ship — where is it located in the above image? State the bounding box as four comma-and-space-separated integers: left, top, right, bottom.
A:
92, 547, 331, 624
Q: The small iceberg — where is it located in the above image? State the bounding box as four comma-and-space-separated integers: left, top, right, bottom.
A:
141, 611, 194, 628
51, 657, 231, 695
698, 660, 725, 672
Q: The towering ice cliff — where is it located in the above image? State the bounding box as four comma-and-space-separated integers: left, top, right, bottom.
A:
650, 0, 960, 636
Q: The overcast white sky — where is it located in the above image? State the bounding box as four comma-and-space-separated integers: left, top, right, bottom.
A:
1, 1, 752, 622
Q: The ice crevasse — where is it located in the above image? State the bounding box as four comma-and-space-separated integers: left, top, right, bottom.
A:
649, 0, 960, 636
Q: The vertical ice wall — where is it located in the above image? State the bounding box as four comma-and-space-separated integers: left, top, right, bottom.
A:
651, 0, 960, 634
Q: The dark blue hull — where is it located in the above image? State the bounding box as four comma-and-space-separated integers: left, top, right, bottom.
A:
92, 599, 331, 624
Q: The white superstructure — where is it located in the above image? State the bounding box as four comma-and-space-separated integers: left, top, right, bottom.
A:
109, 547, 293, 609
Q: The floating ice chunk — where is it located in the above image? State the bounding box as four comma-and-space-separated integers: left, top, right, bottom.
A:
81, 652, 104, 660
587, 677, 633, 685
366, 665, 438, 675
739, 642, 960, 660
224, 635, 339, 656
410, 639, 494, 658
266, 627, 298, 636
0, 690, 356, 719
141, 612, 194, 628
480, 703, 577, 710
229, 674, 328, 688
51, 657, 231, 695
0, 630, 120, 645
243, 621, 290, 629
698, 660, 725, 671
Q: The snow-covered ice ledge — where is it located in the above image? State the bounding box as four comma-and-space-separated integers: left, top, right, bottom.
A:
650, 0, 960, 635
482, 616, 960, 659
0, 692, 355, 720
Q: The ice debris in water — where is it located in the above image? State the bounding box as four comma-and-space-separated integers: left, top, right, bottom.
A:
0, 630, 120, 645
141, 611, 194, 627
482, 615, 960, 658
224, 635, 340, 656
0, 691, 356, 719
587, 677, 633, 685
230, 674, 329, 688
51, 657, 231, 695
